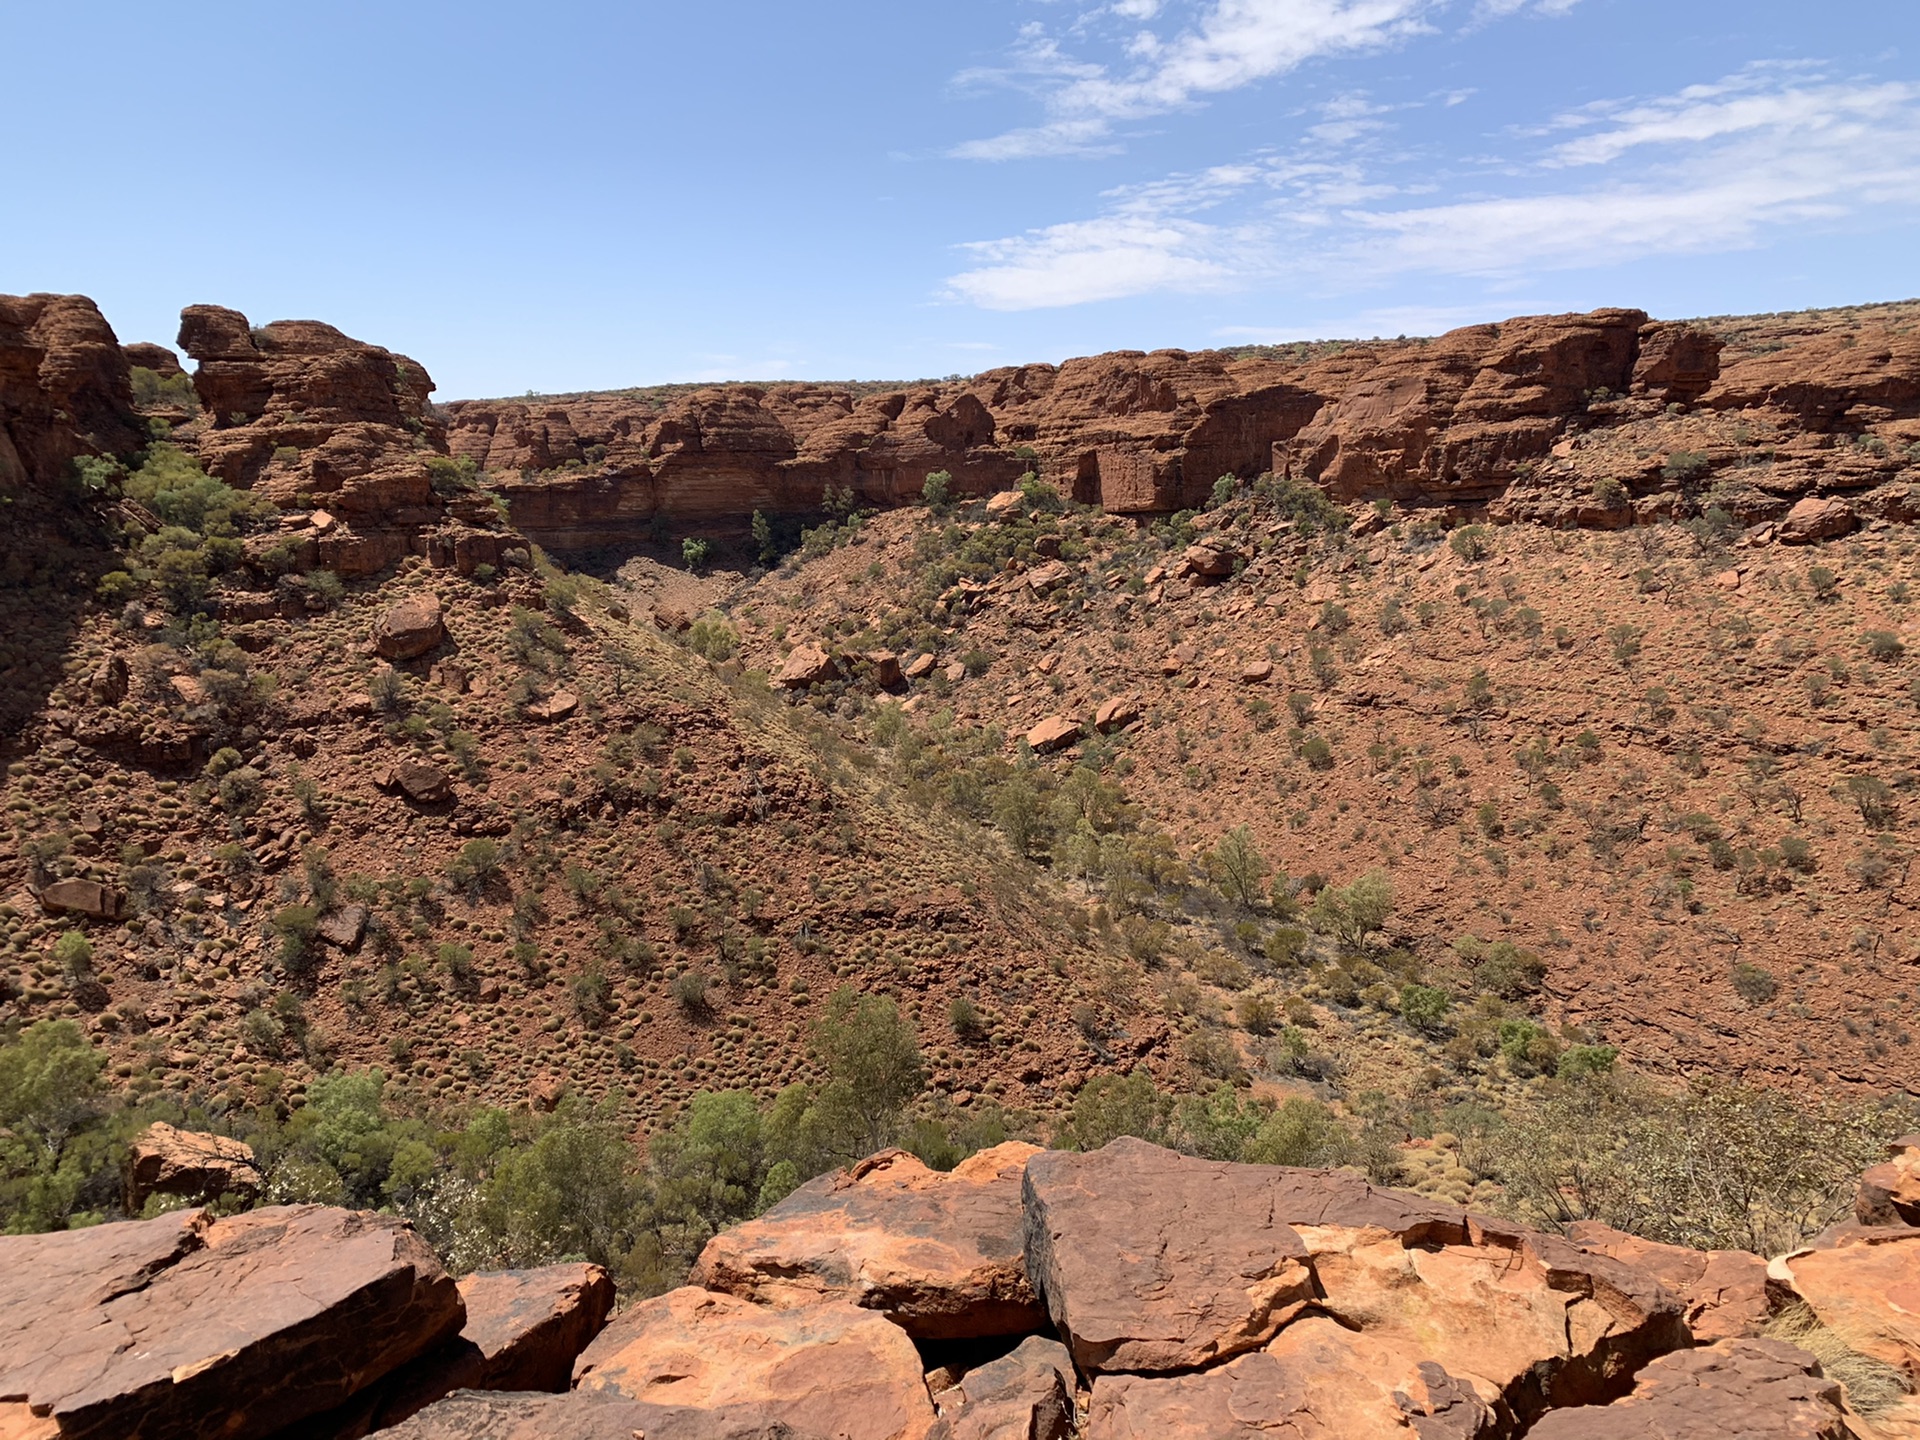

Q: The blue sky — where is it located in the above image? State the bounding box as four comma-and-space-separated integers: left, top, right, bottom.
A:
3, 1, 1915, 397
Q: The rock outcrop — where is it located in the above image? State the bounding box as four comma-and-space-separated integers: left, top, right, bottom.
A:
692, 1143, 1044, 1339
125, 1121, 262, 1211
1856, 1134, 1920, 1227
1527, 1339, 1849, 1440
0, 292, 143, 501
1566, 1220, 1778, 1343
572, 1286, 935, 1440
0, 1205, 461, 1440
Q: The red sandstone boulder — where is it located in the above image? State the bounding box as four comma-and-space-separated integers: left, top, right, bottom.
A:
1181, 541, 1241, 578
0, 1205, 462, 1440
572, 1286, 934, 1440
375, 593, 447, 659
378, 760, 454, 804
527, 690, 578, 722
1777, 496, 1856, 544
904, 652, 937, 680
1527, 1338, 1847, 1440
383, 1388, 828, 1439
36, 877, 124, 921
1856, 1134, 1920, 1227
864, 651, 904, 688
928, 1335, 1075, 1440
1094, 695, 1142, 732
692, 1144, 1044, 1339
1025, 716, 1081, 753
1775, 1227, 1920, 1376
1566, 1220, 1777, 1342
1240, 659, 1274, 683
778, 644, 840, 688
125, 1121, 262, 1211
1024, 1139, 1684, 1427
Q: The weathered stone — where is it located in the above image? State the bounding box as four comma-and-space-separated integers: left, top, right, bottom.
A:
1776, 1226, 1920, 1375
573, 1286, 934, 1440
126, 1121, 261, 1211
375, 593, 447, 659
378, 760, 454, 804
0, 1205, 462, 1440
1240, 659, 1274, 683
984, 490, 1024, 519
1094, 695, 1141, 733
1025, 716, 1081, 754
778, 644, 839, 688
1777, 496, 1857, 544
317, 903, 369, 949
904, 652, 937, 680
693, 1144, 1044, 1339
1566, 1220, 1777, 1342
928, 1335, 1074, 1440
1856, 1134, 1920, 1227
864, 651, 904, 688
1023, 1138, 1684, 1423
36, 877, 123, 921
1182, 541, 1241, 578
382, 1388, 827, 1440
527, 690, 578, 722
1527, 1338, 1847, 1440
1085, 1341, 1491, 1440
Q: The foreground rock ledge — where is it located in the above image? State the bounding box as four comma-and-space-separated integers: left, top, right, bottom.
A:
572, 1286, 935, 1440
692, 1141, 1045, 1338
0, 1205, 461, 1440
1023, 1137, 1685, 1430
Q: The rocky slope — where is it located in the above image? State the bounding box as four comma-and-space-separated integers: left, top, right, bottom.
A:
11, 1130, 1920, 1438
446, 301, 1920, 550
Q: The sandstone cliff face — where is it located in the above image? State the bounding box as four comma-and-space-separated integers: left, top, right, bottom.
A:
452, 303, 1920, 550
0, 293, 144, 499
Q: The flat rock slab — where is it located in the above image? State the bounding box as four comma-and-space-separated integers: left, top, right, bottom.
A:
1567, 1221, 1775, 1342
1085, 1336, 1491, 1440
382, 1388, 827, 1440
694, 1143, 1044, 1339
0, 1205, 461, 1440
928, 1335, 1075, 1440
1778, 1227, 1920, 1374
1527, 1338, 1848, 1440
573, 1286, 934, 1440
1025, 1138, 1683, 1422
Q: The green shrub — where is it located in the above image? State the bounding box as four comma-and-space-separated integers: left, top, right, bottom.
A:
1399, 983, 1450, 1034
1449, 525, 1492, 563
921, 470, 952, 507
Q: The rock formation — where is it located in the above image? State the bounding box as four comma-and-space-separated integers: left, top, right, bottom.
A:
16, 1137, 1920, 1438
124, 1121, 262, 1211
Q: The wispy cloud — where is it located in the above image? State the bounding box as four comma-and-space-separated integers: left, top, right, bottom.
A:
954, 0, 1440, 159
945, 67, 1920, 309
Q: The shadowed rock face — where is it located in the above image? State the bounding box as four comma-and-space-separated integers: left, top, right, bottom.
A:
0, 292, 142, 497
381, 1388, 827, 1440
692, 1142, 1045, 1338
125, 1121, 262, 1212
0, 1205, 462, 1440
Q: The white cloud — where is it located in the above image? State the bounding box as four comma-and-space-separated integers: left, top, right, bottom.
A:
945, 67, 1920, 307
1474, 0, 1581, 18
953, 0, 1438, 158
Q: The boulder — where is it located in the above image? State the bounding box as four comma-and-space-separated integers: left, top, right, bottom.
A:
1775, 1227, 1920, 1375
573, 1287, 934, 1440
1566, 1221, 1776, 1342
1025, 560, 1072, 594
1527, 1338, 1847, 1440
1025, 716, 1081, 754
1777, 496, 1856, 544
527, 690, 578, 722
296, 1263, 619, 1437
1239, 660, 1274, 683
984, 490, 1023, 519
0, 1205, 462, 1440
1094, 695, 1141, 733
864, 651, 904, 688
378, 760, 454, 804
1181, 542, 1241, 578
383, 1388, 827, 1440
375, 593, 447, 659
125, 1121, 262, 1211
1856, 1134, 1920, 1227
36, 877, 123, 921
317, 903, 369, 949
693, 1144, 1044, 1339
904, 652, 937, 680
1024, 1139, 1684, 1422
778, 644, 840, 689
928, 1336, 1075, 1440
